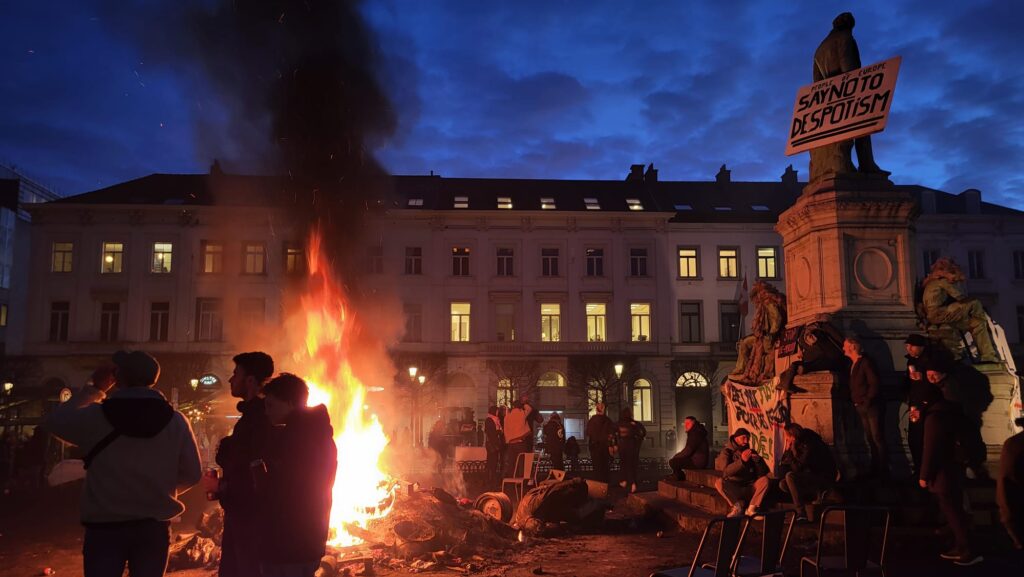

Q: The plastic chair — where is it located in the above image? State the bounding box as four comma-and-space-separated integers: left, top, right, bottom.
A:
722, 509, 796, 577
650, 516, 748, 577
800, 505, 890, 577
501, 451, 538, 504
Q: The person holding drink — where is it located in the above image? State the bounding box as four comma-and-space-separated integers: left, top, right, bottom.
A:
714, 427, 771, 517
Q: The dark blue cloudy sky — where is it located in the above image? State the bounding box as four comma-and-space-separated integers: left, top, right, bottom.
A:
1, 1, 1022, 209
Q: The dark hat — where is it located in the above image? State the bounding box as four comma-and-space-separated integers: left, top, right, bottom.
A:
904, 334, 928, 347
112, 350, 161, 387
731, 427, 751, 439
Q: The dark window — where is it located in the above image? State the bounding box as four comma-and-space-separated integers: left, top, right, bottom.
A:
405, 247, 422, 275
630, 248, 648, 277
365, 245, 383, 275
968, 250, 985, 279
49, 301, 70, 342
238, 298, 266, 330
719, 302, 741, 343
150, 302, 170, 342
452, 247, 470, 276
1018, 305, 1024, 344
403, 303, 422, 342
585, 248, 604, 277
541, 248, 559, 277
1014, 251, 1024, 280
195, 298, 223, 342
922, 249, 940, 272
99, 303, 120, 342
679, 301, 702, 343
497, 248, 514, 276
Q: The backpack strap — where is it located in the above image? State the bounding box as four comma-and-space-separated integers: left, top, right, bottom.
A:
83, 430, 121, 469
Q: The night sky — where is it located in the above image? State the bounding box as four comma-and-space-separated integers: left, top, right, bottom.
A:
1, 1, 1022, 209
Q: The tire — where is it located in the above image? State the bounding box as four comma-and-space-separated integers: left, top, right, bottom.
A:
474, 491, 513, 523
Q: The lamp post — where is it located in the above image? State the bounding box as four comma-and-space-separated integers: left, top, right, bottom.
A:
407, 367, 419, 447
613, 363, 625, 416
190, 378, 200, 392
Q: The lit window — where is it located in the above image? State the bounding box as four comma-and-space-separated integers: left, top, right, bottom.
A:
243, 243, 266, 275
541, 248, 559, 277
285, 243, 306, 275
629, 248, 648, 277
678, 247, 699, 278
627, 198, 644, 211
405, 247, 422, 275
541, 197, 556, 210
587, 388, 605, 418
541, 303, 561, 342
718, 247, 739, 278
714, 206, 733, 212
151, 242, 173, 273
452, 247, 470, 276
498, 196, 513, 209
675, 371, 709, 388
630, 303, 651, 342
450, 302, 471, 342
586, 302, 606, 342
0, 304, 7, 327
408, 198, 424, 207
454, 196, 469, 209
586, 248, 604, 277
101, 242, 124, 274
51, 242, 73, 273
757, 247, 778, 279
537, 372, 565, 387
496, 247, 514, 277
584, 197, 601, 210
751, 205, 770, 211
674, 204, 693, 211
201, 241, 223, 274
632, 379, 653, 422
498, 378, 515, 407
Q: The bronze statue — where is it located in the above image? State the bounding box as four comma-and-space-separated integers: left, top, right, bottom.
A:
729, 281, 787, 384
917, 257, 999, 362
808, 12, 888, 183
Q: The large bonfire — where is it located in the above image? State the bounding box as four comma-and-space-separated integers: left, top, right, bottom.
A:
294, 228, 396, 547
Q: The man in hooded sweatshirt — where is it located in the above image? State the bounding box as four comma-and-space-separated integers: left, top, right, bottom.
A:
256, 373, 338, 577
714, 427, 771, 517
668, 416, 710, 482
46, 350, 202, 577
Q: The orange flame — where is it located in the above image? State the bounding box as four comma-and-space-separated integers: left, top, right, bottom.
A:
298, 229, 395, 547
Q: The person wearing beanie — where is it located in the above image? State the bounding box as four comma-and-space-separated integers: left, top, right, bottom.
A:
45, 350, 201, 577
903, 334, 942, 476
714, 427, 770, 517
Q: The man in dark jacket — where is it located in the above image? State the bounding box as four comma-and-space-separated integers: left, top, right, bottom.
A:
258, 373, 338, 577
542, 413, 566, 471
903, 334, 942, 476
484, 406, 504, 489
210, 352, 274, 577
668, 417, 709, 481
616, 408, 646, 493
920, 399, 982, 566
778, 423, 837, 521
714, 428, 771, 517
924, 357, 988, 478
586, 403, 615, 483
843, 336, 888, 478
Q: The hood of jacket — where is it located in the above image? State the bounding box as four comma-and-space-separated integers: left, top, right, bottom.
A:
101, 387, 175, 438
687, 422, 708, 440
726, 438, 749, 453
285, 404, 334, 438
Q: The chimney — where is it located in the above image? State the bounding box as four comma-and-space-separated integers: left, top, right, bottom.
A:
644, 163, 658, 182
781, 164, 798, 188
961, 188, 981, 214
210, 159, 223, 176
716, 164, 731, 184
626, 164, 645, 182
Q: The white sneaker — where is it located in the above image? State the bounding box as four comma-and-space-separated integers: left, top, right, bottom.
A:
728, 502, 745, 517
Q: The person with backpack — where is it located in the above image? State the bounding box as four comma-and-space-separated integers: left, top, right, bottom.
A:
616, 408, 646, 493
46, 351, 202, 577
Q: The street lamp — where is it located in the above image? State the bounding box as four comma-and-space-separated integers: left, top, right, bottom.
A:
190, 378, 200, 391
2, 382, 12, 393
417, 375, 425, 385
613, 363, 626, 415
408, 366, 418, 380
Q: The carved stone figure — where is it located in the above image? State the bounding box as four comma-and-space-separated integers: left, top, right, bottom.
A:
808, 12, 888, 183
917, 257, 998, 362
729, 281, 788, 384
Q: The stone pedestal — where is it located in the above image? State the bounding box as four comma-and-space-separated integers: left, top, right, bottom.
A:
978, 364, 1022, 458
789, 372, 839, 444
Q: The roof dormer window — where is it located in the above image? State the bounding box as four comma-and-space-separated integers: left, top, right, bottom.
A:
626, 198, 644, 211
541, 197, 556, 210
454, 196, 469, 209
408, 198, 424, 207
497, 196, 513, 209
584, 197, 601, 210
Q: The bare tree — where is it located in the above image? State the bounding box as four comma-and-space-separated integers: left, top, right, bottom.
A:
567, 355, 639, 418
486, 359, 542, 406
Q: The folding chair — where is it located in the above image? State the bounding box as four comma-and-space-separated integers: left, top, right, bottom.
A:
724, 509, 796, 577
800, 505, 891, 577
650, 516, 748, 577
501, 452, 538, 504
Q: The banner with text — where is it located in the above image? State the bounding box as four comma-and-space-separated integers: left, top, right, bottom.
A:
724, 380, 789, 472
786, 56, 902, 155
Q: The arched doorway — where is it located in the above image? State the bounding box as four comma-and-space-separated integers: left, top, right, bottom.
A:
674, 371, 711, 440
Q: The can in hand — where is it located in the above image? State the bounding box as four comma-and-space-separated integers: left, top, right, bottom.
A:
204, 467, 220, 501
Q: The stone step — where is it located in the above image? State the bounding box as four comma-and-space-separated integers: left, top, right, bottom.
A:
627, 492, 715, 533
677, 469, 722, 489
660, 479, 731, 515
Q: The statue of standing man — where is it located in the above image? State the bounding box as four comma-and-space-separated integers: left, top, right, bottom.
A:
809, 12, 889, 183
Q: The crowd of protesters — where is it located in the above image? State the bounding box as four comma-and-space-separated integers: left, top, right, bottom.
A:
36, 349, 338, 577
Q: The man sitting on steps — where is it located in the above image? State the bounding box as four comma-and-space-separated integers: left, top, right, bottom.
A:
778, 422, 837, 522
714, 428, 771, 517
